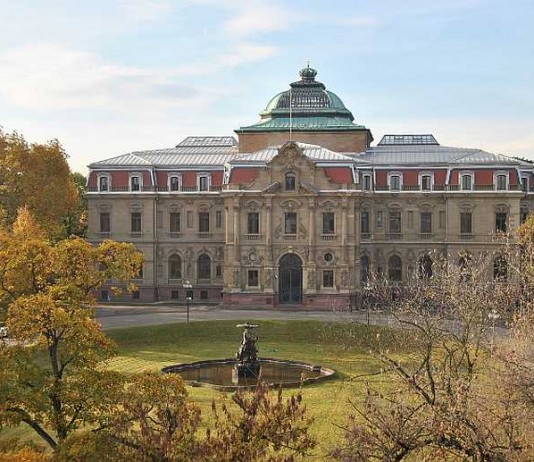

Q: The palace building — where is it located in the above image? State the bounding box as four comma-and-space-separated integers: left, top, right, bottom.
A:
86, 66, 534, 308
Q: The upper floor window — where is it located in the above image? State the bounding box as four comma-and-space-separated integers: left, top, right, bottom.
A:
389, 211, 402, 235
460, 173, 473, 191
361, 211, 370, 235
285, 172, 296, 191
198, 212, 210, 233
284, 212, 297, 234
322, 212, 335, 234
130, 175, 141, 192
99, 175, 109, 192
363, 174, 372, 191
460, 211, 472, 235
521, 176, 529, 193
247, 212, 259, 234
215, 210, 222, 228
100, 212, 110, 233
198, 173, 211, 192
169, 175, 181, 192
495, 173, 508, 191
420, 173, 432, 191
170, 212, 180, 234
420, 211, 432, 234
495, 212, 507, 233
388, 173, 402, 191
131, 212, 142, 234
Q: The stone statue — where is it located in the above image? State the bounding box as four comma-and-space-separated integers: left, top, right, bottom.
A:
235, 323, 260, 378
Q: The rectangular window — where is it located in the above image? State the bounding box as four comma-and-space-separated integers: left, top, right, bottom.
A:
496, 174, 507, 191
131, 176, 140, 191
439, 210, 446, 229
99, 176, 109, 192
170, 212, 180, 234
248, 270, 259, 287
407, 211, 414, 229
390, 175, 401, 191
170, 176, 180, 191
521, 177, 529, 193
200, 290, 208, 300
187, 211, 193, 228
285, 212, 297, 234
421, 175, 431, 191
216, 265, 222, 277
131, 212, 142, 234
100, 212, 110, 233
460, 212, 472, 234
376, 211, 383, 228
363, 174, 372, 191
285, 173, 296, 191
199, 176, 209, 191
323, 270, 334, 288
199, 212, 210, 233
171, 290, 179, 300
496, 212, 507, 232
247, 212, 259, 234
216, 210, 222, 228
322, 212, 335, 234
420, 212, 432, 234
389, 211, 401, 234
361, 211, 370, 235
461, 174, 472, 191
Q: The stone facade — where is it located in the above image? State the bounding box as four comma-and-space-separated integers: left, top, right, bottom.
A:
86, 68, 534, 308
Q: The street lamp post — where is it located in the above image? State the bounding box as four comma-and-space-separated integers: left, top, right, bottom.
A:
488, 309, 500, 354
183, 281, 193, 323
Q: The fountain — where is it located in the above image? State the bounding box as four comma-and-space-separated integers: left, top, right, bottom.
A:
162, 323, 335, 391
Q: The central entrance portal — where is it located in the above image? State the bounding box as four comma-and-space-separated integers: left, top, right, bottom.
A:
279, 253, 303, 304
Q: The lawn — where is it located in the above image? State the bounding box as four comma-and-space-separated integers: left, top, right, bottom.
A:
106, 319, 417, 460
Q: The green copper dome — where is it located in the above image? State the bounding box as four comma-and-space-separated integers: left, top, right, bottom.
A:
238, 66, 367, 133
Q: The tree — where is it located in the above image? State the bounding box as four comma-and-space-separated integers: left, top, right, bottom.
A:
331, 252, 534, 461
0, 209, 143, 452
0, 129, 82, 237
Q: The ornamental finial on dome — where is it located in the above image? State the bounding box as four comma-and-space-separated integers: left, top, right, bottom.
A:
299, 63, 317, 82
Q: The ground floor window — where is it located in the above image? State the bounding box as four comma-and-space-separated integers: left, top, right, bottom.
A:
248, 270, 259, 287
323, 270, 334, 288
200, 290, 208, 300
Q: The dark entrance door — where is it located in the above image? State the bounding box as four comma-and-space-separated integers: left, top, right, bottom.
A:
279, 253, 303, 304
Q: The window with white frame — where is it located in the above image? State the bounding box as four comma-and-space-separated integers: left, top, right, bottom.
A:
197, 173, 211, 192
495, 172, 508, 191
362, 174, 372, 191
99, 175, 110, 192
521, 176, 529, 193
460, 172, 473, 191
388, 173, 402, 191
169, 174, 181, 192
130, 174, 142, 192
420, 173, 432, 191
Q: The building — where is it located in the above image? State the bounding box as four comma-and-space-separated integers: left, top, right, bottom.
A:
86, 66, 534, 308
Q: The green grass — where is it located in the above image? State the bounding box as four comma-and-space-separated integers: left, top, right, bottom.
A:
105, 319, 417, 459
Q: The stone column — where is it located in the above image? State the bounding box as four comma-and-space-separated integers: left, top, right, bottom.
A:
341, 197, 348, 263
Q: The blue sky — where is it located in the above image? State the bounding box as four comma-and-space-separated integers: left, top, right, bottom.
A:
0, 0, 533, 174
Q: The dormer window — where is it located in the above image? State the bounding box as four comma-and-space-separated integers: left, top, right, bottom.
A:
388, 173, 402, 191
169, 174, 181, 192
460, 172, 473, 191
495, 172, 508, 191
363, 174, 372, 191
198, 173, 211, 192
130, 175, 141, 192
99, 175, 109, 192
285, 172, 296, 191
420, 173, 432, 191
521, 176, 529, 193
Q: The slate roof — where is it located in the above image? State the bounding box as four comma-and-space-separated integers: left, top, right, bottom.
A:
348, 145, 529, 167
229, 143, 367, 165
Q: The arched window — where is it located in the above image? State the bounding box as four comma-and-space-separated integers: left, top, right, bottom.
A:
360, 255, 370, 283
198, 254, 211, 279
418, 254, 433, 278
168, 254, 182, 279
493, 255, 508, 281
388, 255, 402, 282
285, 172, 296, 191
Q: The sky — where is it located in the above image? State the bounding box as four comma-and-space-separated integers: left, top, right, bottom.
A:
0, 0, 533, 174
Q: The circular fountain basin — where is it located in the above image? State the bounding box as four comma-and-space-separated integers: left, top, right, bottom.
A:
162, 358, 335, 391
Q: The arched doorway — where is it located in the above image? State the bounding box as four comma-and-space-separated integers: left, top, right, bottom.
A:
279, 253, 303, 304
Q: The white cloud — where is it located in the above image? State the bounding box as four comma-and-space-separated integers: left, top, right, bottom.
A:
223, 1, 293, 38
333, 16, 380, 27
119, 0, 173, 22
0, 43, 207, 112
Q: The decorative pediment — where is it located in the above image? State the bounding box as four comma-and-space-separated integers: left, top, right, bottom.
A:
197, 202, 212, 212
281, 199, 302, 211
319, 199, 338, 210
268, 141, 315, 170
245, 200, 262, 211
300, 182, 319, 194
262, 182, 281, 194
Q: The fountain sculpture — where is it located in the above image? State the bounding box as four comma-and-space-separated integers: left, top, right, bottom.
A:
162, 322, 334, 391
